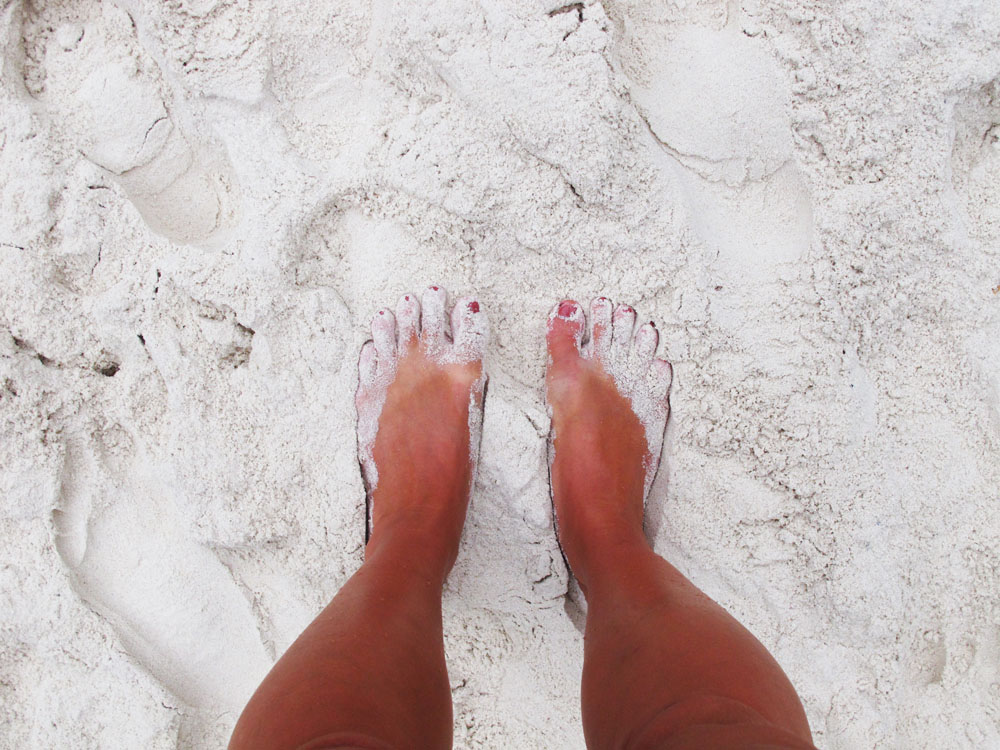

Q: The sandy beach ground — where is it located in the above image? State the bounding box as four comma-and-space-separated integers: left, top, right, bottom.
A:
2, 0, 999, 747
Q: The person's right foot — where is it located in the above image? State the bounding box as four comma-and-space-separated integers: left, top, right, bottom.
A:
355, 286, 488, 579
545, 298, 672, 590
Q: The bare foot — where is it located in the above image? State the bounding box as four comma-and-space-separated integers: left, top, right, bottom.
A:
545, 298, 672, 590
355, 286, 488, 577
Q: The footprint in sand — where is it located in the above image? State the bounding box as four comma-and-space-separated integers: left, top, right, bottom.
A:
267, 0, 387, 159
951, 77, 1000, 246
951, 77, 1000, 432
52, 426, 270, 713
21, 2, 238, 246
605, 7, 813, 285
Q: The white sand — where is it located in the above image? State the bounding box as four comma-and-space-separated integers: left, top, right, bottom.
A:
2, 0, 999, 746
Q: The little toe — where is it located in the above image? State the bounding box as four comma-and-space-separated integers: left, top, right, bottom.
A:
588, 297, 613, 361
372, 308, 397, 360
547, 300, 586, 366
451, 297, 489, 363
396, 293, 420, 348
633, 320, 659, 362
611, 303, 637, 357
654, 358, 673, 388
652, 358, 673, 404
357, 340, 377, 392
421, 285, 449, 350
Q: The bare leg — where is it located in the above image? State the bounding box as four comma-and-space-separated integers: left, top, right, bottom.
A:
546, 299, 816, 750
230, 287, 487, 750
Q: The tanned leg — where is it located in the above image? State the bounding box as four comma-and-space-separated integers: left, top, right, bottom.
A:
229, 287, 488, 750
546, 298, 816, 750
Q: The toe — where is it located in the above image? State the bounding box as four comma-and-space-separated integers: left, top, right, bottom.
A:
588, 297, 613, 360
653, 358, 673, 403
547, 300, 586, 366
421, 285, 449, 349
372, 308, 396, 360
358, 340, 377, 390
633, 320, 658, 361
396, 293, 420, 348
611, 303, 636, 357
451, 296, 488, 363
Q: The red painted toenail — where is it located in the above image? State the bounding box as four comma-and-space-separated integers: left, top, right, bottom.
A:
558, 301, 577, 317
430, 286, 439, 291
598, 297, 609, 302
650, 321, 656, 328
468, 300, 480, 313
405, 295, 410, 301
378, 310, 385, 315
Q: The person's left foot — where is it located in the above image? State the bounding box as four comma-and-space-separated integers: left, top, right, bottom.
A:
355, 286, 488, 576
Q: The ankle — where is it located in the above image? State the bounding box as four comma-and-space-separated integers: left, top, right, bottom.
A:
562, 526, 652, 593
365, 514, 461, 582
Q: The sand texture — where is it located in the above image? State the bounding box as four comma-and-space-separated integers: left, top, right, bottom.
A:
2, 0, 999, 747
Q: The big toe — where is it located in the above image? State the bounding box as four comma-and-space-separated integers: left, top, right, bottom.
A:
547, 300, 586, 367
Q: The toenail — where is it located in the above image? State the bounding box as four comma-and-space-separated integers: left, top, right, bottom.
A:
558, 301, 578, 317
649, 321, 656, 328
378, 310, 385, 315
598, 297, 609, 302
468, 300, 480, 313
430, 285, 439, 291
405, 295, 410, 301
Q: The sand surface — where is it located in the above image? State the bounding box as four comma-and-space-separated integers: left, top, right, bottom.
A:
2, 0, 1000, 747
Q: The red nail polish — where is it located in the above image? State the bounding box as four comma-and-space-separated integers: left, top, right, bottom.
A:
649, 321, 656, 328
558, 301, 577, 317
468, 301, 480, 313
405, 295, 410, 301
378, 310, 385, 315
430, 286, 439, 291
